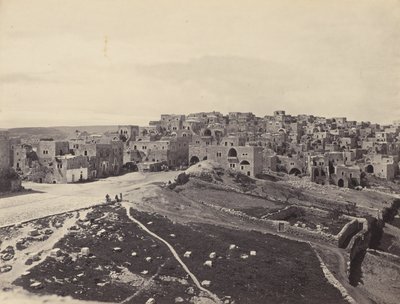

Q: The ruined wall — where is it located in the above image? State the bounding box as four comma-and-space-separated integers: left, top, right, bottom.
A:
347, 224, 371, 261
336, 219, 363, 248
0, 131, 10, 172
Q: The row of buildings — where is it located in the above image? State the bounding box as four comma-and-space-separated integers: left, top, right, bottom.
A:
2, 110, 400, 187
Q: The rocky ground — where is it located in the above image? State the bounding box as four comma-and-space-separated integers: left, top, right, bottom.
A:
1, 201, 347, 304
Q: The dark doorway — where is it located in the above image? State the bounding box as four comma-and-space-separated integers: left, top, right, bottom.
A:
338, 179, 344, 187
190, 156, 200, 165
289, 168, 301, 176
366, 165, 374, 173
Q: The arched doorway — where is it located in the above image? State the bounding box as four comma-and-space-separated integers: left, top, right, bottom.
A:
203, 129, 212, 136
338, 179, 344, 188
289, 168, 301, 176
314, 168, 319, 177
203, 156, 208, 161
190, 156, 200, 165
240, 160, 250, 172
366, 164, 374, 173
228, 148, 238, 158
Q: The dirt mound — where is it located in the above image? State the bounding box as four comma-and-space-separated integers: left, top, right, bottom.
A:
185, 161, 224, 182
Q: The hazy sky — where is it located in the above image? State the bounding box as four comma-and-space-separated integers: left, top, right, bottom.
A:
0, 0, 399, 127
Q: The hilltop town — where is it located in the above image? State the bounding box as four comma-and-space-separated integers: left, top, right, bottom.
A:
0, 111, 400, 304
1, 110, 400, 189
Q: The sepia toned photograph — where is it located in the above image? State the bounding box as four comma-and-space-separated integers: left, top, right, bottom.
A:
0, 0, 399, 303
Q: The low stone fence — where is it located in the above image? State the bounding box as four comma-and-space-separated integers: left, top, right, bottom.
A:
366, 248, 400, 264
201, 201, 338, 245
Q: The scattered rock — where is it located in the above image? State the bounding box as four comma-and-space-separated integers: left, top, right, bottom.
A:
29, 229, 40, 237
141, 270, 149, 275
145, 257, 152, 262
145, 298, 156, 304
30, 281, 43, 289
250, 251, 257, 256
175, 297, 184, 303
209, 252, 217, 259
170, 234, 176, 238
96, 229, 106, 237
113, 247, 122, 252
1, 252, 14, 261
37, 235, 50, 242
44, 228, 53, 235
50, 248, 62, 257
22, 271, 30, 276
69, 225, 80, 231
118, 236, 124, 242
81, 247, 90, 256
186, 287, 195, 295
240, 254, 249, 260
147, 221, 153, 225
183, 251, 192, 258
203, 260, 213, 267
229, 244, 237, 250
201, 280, 211, 287
131, 251, 138, 257
0, 265, 12, 273
30, 253, 41, 262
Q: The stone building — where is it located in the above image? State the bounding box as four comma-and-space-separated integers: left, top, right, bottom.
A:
37, 139, 70, 161
129, 136, 189, 168
190, 144, 263, 177
364, 154, 398, 180
71, 139, 123, 179
117, 125, 139, 143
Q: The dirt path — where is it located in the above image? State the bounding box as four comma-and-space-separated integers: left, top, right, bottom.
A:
122, 202, 222, 304
0, 171, 179, 227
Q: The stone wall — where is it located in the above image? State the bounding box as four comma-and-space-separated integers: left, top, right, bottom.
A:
0, 131, 10, 172
337, 219, 363, 248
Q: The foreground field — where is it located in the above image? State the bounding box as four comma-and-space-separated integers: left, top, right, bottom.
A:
1, 202, 347, 304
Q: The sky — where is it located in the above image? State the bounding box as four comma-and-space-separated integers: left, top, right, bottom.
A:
0, 0, 399, 128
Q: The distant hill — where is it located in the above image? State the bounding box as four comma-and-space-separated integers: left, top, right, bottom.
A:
7, 125, 119, 140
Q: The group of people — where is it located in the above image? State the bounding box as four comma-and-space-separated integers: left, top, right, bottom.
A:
105, 193, 123, 203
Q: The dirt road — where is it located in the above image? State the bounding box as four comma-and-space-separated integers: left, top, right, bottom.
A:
0, 171, 179, 227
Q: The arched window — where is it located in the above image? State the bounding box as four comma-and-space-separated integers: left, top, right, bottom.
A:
228, 148, 238, 157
